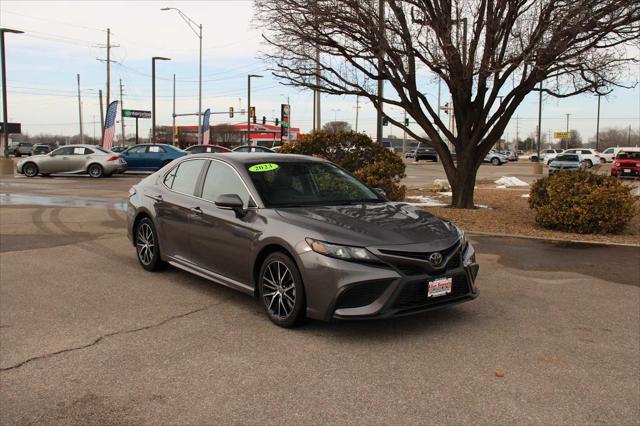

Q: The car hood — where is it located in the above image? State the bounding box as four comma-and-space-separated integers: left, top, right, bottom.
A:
275, 202, 460, 250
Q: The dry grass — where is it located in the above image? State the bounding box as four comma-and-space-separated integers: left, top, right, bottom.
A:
408, 185, 640, 246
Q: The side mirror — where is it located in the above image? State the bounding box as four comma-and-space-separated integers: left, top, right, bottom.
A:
373, 188, 387, 198
215, 194, 246, 217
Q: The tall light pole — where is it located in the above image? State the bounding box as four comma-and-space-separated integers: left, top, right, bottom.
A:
595, 94, 601, 151
331, 108, 341, 122
152, 56, 171, 143
1, 28, 24, 159
161, 7, 202, 144
247, 74, 263, 145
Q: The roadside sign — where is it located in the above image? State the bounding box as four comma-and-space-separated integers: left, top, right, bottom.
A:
0, 123, 21, 134
554, 131, 571, 139
122, 109, 151, 119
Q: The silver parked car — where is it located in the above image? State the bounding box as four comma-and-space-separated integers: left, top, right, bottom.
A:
16, 144, 127, 178
484, 150, 509, 165
548, 153, 584, 175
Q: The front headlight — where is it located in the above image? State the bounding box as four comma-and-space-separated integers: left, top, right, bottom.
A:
615, 162, 621, 167
305, 238, 377, 262
455, 226, 468, 248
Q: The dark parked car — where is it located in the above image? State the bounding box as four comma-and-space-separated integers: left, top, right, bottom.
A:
120, 144, 187, 171
110, 146, 127, 153
31, 144, 52, 155
185, 144, 232, 154
11, 142, 33, 157
127, 154, 478, 327
406, 146, 437, 162
232, 145, 275, 153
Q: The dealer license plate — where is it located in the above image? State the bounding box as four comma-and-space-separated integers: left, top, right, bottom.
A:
427, 277, 453, 298
624, 169, 631, 173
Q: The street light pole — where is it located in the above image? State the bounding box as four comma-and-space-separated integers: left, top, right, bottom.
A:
161, 7, 203, 144
1, 28, 24, 159
596, 94, 601, 151
152, 56, 171, 144
247, 74, 263, 145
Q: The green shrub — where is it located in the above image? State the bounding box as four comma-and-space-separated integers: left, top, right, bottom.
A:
279, 131, 406, 200
528, 171, 635, 234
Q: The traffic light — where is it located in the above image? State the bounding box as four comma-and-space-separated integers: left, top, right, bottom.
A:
252, 116, 256, 124
382, 117, 389, 126
229, 107, 234, 118
262, 116, 266, 125
404, 118, 409, 126
275, 118, 279, 126
249, 106, 256, 118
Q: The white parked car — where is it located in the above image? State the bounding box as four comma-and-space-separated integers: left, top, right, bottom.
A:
600, 147, 639, 163
561, 148, 601, 168
541, 149, 564, 163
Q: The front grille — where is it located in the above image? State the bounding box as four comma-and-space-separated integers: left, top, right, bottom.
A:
393, 275, 470, 311
335, 281, 390, 309
379, 243, 459, 261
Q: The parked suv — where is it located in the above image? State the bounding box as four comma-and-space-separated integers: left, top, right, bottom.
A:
32, 144, 52, 155
611, 150, 640, 178
561, 148, 601, 168
530, 149, 562, 163
11, 142, 33, 157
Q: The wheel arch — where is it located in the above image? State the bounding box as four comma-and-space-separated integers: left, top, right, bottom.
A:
22, 161, 39, 176
252, 242, 301, 298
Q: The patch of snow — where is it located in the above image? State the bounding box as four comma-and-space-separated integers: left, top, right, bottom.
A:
405, 196, 447, 207
438, 191, 453, 197
521, 193, 530, 198
494, 176, 529, 188
496, 185, 507, 189
432, 179, 451, 191
631, 186, 640, 197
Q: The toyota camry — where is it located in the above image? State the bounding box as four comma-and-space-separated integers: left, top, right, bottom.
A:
127, 154, 479, 327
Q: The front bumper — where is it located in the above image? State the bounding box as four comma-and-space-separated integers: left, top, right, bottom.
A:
611, 166, 640, 177
298, 242, 478, 322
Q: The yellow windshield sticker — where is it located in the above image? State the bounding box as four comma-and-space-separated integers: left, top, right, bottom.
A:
249, 163, 279, 172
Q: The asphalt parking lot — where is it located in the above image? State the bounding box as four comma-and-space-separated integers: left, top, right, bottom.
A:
1, 174, 639, 425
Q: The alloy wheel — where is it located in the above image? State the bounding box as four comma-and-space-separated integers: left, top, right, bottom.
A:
89, 164, 103, 178
136, 222, 155, 266
262, 260, 296, 320
23, 163, 37, 177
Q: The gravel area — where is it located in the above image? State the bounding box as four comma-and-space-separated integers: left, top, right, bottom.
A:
408, 183, 640, 246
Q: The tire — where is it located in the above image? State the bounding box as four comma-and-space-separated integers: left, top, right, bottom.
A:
258, 252, 306, 328
600, 158, 606, 164
547, 159, 553, 165
135, 217, 164, 271
491, 157, 500, 166
88, 163, 104, 178
22, 162, 38, 177
585, 159, 593, 168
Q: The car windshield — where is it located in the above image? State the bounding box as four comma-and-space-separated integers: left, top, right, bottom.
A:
617, 151, 640, 159
246, 161, 383, 207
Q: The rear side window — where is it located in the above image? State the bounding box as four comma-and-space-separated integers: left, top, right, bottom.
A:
148, 146, 166, 153
189, 146, 205, 153
166, 159, 206, 195
201, 161, 251, 207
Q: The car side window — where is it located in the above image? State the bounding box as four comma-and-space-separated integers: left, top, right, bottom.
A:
147, 146, 166, 153
128, 145, 146, 154
190, 146, 204, 154
84, 148, 95, 155
168, 159, 206, 195
201, 161, 251, 207
603, 148, 614, 154
52, 146, 74, 156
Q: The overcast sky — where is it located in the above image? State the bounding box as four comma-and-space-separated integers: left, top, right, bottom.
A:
2, 0, 639, 144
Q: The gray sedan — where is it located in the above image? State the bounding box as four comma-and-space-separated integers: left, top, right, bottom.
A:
549, 153, 584, 175
127, 153, 478, 327
16, 144, 127, 178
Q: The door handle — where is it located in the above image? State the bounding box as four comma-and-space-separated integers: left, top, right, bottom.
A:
190, 206, 203, 215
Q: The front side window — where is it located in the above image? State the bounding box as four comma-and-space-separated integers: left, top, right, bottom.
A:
246, 161, 382, 207
603, 148, 614, 154
202, 161, 252, 206
52, 146, 74, 156
127, 145, 146, 154
167, 159, 206, 195
189, 146, 205, 154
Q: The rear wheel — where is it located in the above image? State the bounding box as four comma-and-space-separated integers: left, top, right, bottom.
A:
600, 158, 606, 164
88, 163, 104, 178
22, 162, 38, 177
258, 252, 306, 328
135, 217, 163, 271
585, 159, 593, 168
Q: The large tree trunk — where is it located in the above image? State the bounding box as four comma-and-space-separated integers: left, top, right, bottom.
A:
449, 154, 481, 209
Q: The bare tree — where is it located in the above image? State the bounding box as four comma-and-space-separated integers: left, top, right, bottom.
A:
323, 120, 353, 134
255, 0, 639, 207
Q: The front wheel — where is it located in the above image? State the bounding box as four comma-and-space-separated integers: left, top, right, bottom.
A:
135, 217, 163, 271
585, 159, 593, 168
88, 163, 104, 178
22, 162, 38, 177
258, 252, 306, 328
600, 158, 606, 164
491, 157, 500, 166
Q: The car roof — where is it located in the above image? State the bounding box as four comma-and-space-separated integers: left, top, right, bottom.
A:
184, 152, 326, 166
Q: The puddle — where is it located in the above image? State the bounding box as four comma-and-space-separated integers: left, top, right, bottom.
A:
0, 193, 127, 211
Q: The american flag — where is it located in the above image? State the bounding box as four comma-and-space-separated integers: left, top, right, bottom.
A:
102, 101, 119, 150
201, 108, 211, 144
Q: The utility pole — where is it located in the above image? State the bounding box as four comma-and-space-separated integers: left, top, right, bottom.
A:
1, 28, 24, 158
172, 73, 176, 146
515, 116, 519, 150
119, 79, 125, 146
354, 95, 360, 132
152, 56, 171, 144
247, 74, 263, 145
376, 0, 385, 144
93, 115, 96, 140
596, 95, 601, 151
98, 89, 104, 138
315, 48, 321, 131
403, 110, 407, 153
536, 81, 542, 163
628, 125, 632, 145
106, 28, 110, 107
76, 74, 84, 144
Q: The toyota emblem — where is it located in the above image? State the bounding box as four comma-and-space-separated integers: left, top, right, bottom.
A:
429, 252, 443, 266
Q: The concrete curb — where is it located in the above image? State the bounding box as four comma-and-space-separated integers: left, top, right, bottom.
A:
467, 230, 640, 248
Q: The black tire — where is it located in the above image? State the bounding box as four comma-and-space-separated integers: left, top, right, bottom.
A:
600, 158, 606, 164
547, 159, 554, 165
258, 252, 306, 328
135, 217, 164, 271
22, 162, 38, 177
88, 163, 104, 178
14, 152, 21, 158
585, 159, 593, 168
491, 157, 500, 166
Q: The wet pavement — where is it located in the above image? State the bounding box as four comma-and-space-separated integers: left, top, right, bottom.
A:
0, 175, 639, 424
